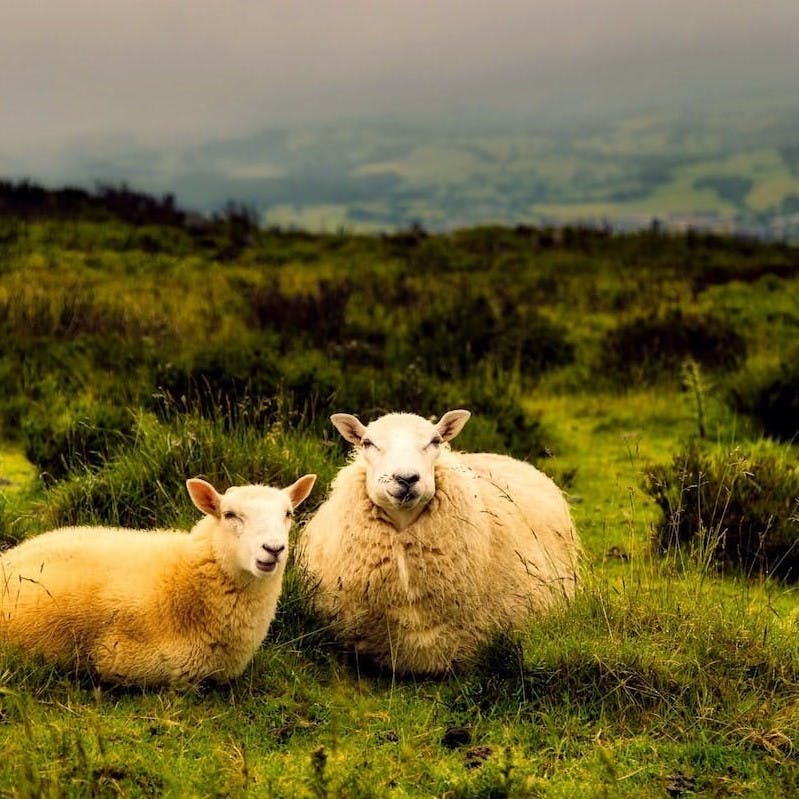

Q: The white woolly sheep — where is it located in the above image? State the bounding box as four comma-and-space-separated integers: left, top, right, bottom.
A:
298, 410, 579, 675
0, 474, 316, 686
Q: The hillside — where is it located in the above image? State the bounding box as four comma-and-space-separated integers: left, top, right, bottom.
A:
1, 198, 799, 796
29, 91, 799, 240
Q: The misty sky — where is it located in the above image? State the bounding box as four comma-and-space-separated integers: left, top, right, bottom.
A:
2, 0, 799, 174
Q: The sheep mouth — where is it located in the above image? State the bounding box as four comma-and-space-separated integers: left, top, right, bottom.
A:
255, 559, 279, 573
387, 487, 419, 505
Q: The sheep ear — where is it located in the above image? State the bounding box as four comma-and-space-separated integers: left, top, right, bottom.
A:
186, 478, 222, 517
284, 474, 317, 509
436, 409, 471, 442
331, 413, 367, 445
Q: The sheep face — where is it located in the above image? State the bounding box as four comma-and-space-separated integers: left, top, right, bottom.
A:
331, 410, 470, 529
187, 476, 316, 578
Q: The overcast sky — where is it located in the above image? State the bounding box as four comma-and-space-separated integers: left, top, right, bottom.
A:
2, 0, 798, 171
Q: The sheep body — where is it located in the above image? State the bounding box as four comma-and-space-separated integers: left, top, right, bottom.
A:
0, 477, 315, 686
300, 422, 579, 674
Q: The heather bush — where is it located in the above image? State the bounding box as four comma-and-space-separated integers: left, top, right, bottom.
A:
407, 289, 574, 379
598, 309, 746, 385
248, 278, 353, 349
731, 357, 799, 442
40, 411, 338, 531
646, 442, 799, 580
21, 399, 135, 484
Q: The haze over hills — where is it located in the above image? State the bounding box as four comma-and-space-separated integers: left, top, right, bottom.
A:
3, 0, 798, 238
10, 90, 799, 239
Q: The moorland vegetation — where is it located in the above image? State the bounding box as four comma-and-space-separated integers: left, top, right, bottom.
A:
1, 182, 799, 797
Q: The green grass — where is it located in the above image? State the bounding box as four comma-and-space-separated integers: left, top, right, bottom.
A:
0, 444, 35, 494
2, 213, 799, 796
3, 390, 798, 797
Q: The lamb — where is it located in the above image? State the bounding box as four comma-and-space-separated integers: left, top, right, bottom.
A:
298, 409, 579, 675
0, 474, 316, 686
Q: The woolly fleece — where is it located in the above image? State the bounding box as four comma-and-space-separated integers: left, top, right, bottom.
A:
0, 481, 313, 686
300, 450, 579, 674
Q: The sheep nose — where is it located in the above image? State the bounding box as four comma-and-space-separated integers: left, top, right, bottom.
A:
263, 543, 285, 556
393, 472, 420, 487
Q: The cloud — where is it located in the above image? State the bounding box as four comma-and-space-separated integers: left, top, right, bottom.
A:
1, 0, 798, 162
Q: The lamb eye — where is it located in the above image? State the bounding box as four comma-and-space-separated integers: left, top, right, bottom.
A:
361, 438, 374, 449
429, 437, 442, 448
285, 509, 292, 520
223, 511, 238, 521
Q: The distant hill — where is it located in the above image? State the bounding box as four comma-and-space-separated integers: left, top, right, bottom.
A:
10, 91, 799, 240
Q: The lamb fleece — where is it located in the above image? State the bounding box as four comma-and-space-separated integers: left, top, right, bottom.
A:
299, 450, 579, 674
0, 515, 282, 686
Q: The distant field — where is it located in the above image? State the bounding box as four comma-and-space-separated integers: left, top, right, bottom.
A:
80, 89, 799, 240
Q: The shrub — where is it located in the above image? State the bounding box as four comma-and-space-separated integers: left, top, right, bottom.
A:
645, 443, 799, 580
409, 293, 495, 377
0, 285, 168, 342
248, 279, 353, 349
731, 358, 799, 442
0, 493, 12, 548
446, 369, 550, 460
492, 298, 575, 376
326, 364, 550, 461
153, 344, 284, 426
598, 309, 746, 385
21, 400, 135, 484
0, 337, 158, 441
153, 344, 346, 433
40, 411, 338, 530
407, 289, 574, 379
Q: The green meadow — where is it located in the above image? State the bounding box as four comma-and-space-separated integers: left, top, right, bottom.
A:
1, 196, 799, 797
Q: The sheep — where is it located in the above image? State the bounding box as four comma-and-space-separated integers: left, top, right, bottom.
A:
298, 409, 579, 675
0, 474, 316, 686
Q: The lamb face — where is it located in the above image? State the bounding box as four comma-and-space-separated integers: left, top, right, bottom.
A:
187, 475, 316, 578
331, 410, 470, 529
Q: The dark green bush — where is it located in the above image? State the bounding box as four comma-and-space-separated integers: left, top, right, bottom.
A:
40, 412, 338, 531
0, 337, 159, 442
446, 370, 549, 460
0, 285, 167, 342
0, 493, 12, 548
731, 358, 799, 442
328, 365, 549, 461
407, 290, 574, 379
153, 344, 284, 425
646, 443, 799, 580
21, 400, 135, 483
598, 309, 746, 385
247, 279, 353, 349
153, 344, 346, 433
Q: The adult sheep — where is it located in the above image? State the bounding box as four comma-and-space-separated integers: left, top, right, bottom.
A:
298, 409, 579, 675
0, 474, 316, 686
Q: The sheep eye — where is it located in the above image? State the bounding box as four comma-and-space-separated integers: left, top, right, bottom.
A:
285, 509, 292, 520
429, 437, 442, 448
361, 438, 374, 449
223, 511, 238, 521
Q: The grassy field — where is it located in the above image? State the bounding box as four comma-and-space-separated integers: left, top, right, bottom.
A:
55, 91, 799, 237
1, 205, 799, 796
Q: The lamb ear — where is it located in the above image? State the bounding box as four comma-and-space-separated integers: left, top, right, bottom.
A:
284, 474, 317, 509
331, 413, 367, 445
186, 478, 222, 517
436, 409, 471, 442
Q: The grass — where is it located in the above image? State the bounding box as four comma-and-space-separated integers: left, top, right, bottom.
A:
3, 389, 799, 797
2, 210, 799, 795
0, 445, 35, 494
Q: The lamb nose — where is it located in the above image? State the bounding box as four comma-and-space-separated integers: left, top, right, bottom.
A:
263, 543, 285, 556
394, 472, 420, 487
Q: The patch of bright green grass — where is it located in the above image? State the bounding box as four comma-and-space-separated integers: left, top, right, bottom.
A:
0, 444, 36, 495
